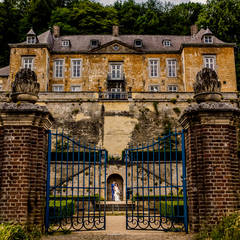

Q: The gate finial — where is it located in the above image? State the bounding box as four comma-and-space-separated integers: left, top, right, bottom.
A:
193, 68, 222, 103
11, 68, 40, 103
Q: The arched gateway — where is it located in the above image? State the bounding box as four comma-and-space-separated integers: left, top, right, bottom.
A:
107, 174, 123, 201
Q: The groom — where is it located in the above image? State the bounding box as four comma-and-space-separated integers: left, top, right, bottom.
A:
111, 181, 116, 201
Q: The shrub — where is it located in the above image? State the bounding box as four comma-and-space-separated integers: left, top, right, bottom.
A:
173, 107, 181, 115
49, 200, 75, 223
170, 98, 177, 104
195, 213, 240, 240
0, 223, 41, 240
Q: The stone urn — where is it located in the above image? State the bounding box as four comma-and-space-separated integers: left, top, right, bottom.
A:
193, 68, 222, 103
11, 68, 40, 103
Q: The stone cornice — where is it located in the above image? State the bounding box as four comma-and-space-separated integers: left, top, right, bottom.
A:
0, 103, 54, 129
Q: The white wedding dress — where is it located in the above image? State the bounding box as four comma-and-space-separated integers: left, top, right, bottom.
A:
114, 186, 120, 201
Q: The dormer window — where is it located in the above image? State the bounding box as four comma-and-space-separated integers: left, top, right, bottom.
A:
163, 40, 171, 47
27, 36, 36, 44
90, 39, 100, 48
134, 39, 142, 48
204, 35, 213, 44
62, 40, 70, 47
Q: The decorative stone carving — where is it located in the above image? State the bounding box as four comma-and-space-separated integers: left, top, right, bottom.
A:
11, 68, 40, 103
193, 68, 222, 103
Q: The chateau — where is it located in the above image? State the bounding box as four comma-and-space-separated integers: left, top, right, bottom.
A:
0, 25, 237, 93
0, 25, 237, 155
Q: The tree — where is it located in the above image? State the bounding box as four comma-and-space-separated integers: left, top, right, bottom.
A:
0, 0, 22, 67
197, 0, 240, 90
50, 0, 118, 35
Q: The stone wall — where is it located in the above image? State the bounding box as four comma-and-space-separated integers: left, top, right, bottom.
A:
0, 91, 237, 156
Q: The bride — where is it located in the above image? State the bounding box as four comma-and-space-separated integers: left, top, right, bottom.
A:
114, 183, 120, 201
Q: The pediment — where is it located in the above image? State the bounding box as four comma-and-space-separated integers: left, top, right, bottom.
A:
89, 40, 141, 53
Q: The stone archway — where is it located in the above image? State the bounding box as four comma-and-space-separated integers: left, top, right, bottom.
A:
107, 174, 123, 201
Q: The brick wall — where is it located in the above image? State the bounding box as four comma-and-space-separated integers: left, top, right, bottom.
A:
0, 103, 52, 230
180, 106, 240, 232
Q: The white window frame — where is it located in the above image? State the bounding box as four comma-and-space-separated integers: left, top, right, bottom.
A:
204, 35, 213, 44
70, 85, 82, 92
61, 40, 70, 47
168, 85, 178, 92
109, 63, 123, 80
203, 55, 216, 70
22, 56, 34, 70
148, 58, 160, 78
149, 85, 160, 92
167, 59, 177, 77
71, 59, 82, 78
27, 36, 36, 44
52, 84, 64, 92
163, 40, 171, 47
54, 59, 64, 78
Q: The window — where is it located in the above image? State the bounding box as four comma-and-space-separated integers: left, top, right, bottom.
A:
149, 85, 160, 92
167, 59, 177, 77
54, 59, 64, 78
149, 59, 159, 78
163, 40, 171, 47
204, 56, 215, 70
22, 57, 34, 70
71, 85, 81, 92
71, 59, 82, 78
27, 36, 36, 44
168, 85, 178, 92
110, 63, 122, 80
134, 39, 143, 48
62, 40, 70, 47
204, 35, 213, 44
52, 84, 64, 92
90, 39, 99, 48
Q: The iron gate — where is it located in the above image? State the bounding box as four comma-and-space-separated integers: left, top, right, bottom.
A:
125, 130, 188, 232
45, 131, 107, 232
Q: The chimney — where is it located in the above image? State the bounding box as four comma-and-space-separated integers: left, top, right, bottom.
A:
191, 24, 198, 36
53, 25, 60, 38
112, 25, 119, 37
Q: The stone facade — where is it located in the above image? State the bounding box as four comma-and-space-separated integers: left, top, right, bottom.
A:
180, 102, 240, 232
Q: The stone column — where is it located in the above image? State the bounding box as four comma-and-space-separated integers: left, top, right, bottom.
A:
0, 69, 53, 231
179, 68, 240, 232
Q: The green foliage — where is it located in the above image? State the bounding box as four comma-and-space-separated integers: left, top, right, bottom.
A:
170, 98, 177, 104
49, 200, 75, 222
195, 213, 240, 240
0, 223, 41, 240
153, 101, 159, 115
173, 107, 181, 116
50, 0, 118, 35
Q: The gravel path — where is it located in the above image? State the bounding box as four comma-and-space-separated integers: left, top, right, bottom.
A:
42, 216, 195, 240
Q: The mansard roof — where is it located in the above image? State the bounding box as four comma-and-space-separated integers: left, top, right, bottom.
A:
9, 28, 235, 52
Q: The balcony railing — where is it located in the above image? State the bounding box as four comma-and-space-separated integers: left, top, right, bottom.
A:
99, 91, 128, 100
107, 73, 125, 81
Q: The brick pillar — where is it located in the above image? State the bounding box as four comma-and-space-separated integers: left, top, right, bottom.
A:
0, 102, 53, 230
179, 102, 240, 232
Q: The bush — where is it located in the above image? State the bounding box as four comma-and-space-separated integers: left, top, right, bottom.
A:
159, 200, 184, 218
195, 213, 240, 240
0, 223, 41, 240
49, 200, 75, 223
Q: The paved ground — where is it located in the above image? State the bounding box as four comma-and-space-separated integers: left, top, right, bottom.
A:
42, 216, 195, 240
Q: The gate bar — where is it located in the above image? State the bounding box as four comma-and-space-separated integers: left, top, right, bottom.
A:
182, 130, 188, 233
45, 130, 52, 231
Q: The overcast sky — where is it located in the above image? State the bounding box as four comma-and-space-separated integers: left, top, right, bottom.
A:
97, 0, 207, 5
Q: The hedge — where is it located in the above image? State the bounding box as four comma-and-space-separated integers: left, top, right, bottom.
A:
49, 200, 75, 223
